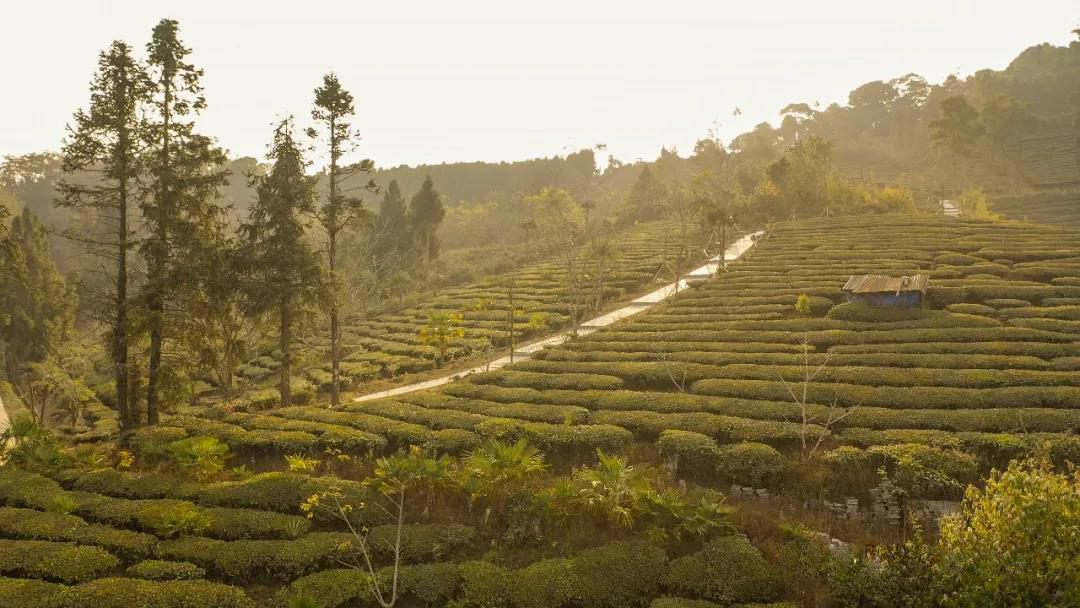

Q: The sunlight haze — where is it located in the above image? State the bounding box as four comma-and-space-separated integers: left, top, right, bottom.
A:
2, 0, 1077, 166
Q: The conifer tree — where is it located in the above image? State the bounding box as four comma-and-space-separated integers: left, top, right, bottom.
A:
310, 73, 376, 406
624, 165, 667, 221
408, 175, 444, 262
58, 41, 151, 431
376, 180, 411, 262
142, 18, 228, 423
0, 209, 75, 372
239, 117, 325, 407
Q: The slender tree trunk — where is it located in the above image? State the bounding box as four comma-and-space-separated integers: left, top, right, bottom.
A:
280, 302, 292, 407
146, 77, 172, 426
115, 122, 131, 430
329, 232, 340, 407
327, 113, 341, 408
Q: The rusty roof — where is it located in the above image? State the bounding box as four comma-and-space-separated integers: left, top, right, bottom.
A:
842, 274, 929, 295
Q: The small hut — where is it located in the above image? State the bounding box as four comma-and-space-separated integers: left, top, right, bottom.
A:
842, 274, 928, 308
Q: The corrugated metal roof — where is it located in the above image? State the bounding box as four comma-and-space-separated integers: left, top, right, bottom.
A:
843, 274, 929, 294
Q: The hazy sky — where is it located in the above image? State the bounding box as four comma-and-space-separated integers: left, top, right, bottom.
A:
2, 1, 1077, 168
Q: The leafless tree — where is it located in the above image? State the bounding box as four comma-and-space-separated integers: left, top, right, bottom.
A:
776, 337, 859, 459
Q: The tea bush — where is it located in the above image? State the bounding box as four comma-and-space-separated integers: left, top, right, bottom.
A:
125, 559, 205, 581
665, 535, 781, 604
0, 539, 120, 583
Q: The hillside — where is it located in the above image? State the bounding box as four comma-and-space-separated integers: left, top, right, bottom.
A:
4, 214, 1073, 606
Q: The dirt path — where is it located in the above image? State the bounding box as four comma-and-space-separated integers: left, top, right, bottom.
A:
354, 231, 764, 403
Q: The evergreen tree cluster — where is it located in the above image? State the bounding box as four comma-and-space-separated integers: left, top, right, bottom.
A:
0, 18, 450, 430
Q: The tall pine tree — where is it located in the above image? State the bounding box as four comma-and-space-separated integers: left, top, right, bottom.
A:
239, 118, 325, 407
142, 18, 228, 424
311, 73, 376, 407
408, 175, 444, 263
58, 41, 151, 431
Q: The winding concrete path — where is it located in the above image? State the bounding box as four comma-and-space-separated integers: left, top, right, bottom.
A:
354, 231, 763, 402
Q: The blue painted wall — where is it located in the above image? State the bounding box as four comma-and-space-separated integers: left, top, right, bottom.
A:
847, 292, 922, 308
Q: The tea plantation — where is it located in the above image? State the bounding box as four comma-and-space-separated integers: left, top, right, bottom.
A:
4, 214, 1078, 607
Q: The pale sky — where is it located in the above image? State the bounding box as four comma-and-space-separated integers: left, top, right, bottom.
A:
1, 1, 1077, 168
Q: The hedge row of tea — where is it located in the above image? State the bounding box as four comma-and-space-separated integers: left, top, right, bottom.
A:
232, 219, 693, 396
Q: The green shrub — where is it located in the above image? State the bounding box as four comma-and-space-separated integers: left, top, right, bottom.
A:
127, 426, 188, 457
197, 472, 384, 526
591, 410, 811, 447
511, 540, 667, 608
657, 430, 720, 481
868, 443, 979, 499
274, 406, 431, 450
692, 379, 1080, 410
459, 560, 514, 608
665, 535, 781, 604
0, 506, 84, 541
649, 599, 721, 608
152, 504, 212, 538
572, 540, 668, 607
469, 370, 624, 391
166, 436, 230, 480
475, 418, 632, 461
0, 539, 120, 583
153, 532, 353, 581
424, 428, 482, 455
245, 388, 281, 410
290, 378, 317, 405
0, 506, 156, 560
0, 576, 67, 608
271, 568, 370, 608
350, 400, 485, 431
366, 523, 475, 563
395, 561, 463, 606
126, 559, 205, 581
71, 469, 200, 501
202, 506, 310, 540
1007, 266, 1064, 283
984, 298, 1031, 308
945, 303, 997, 317
805, 296, 835, 315
60, 578, 255, 608
794, 294, 811, 315
933, 252, 985, 266
827, 302, 926, 322
716, 443, 785, 488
